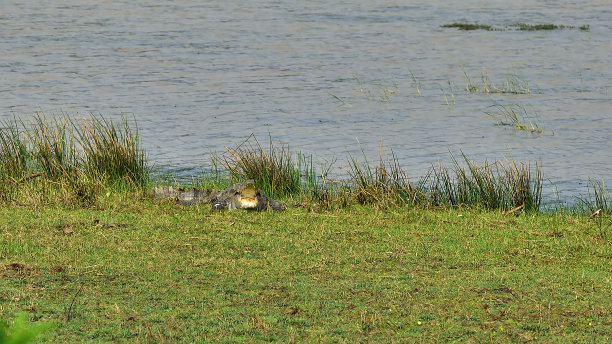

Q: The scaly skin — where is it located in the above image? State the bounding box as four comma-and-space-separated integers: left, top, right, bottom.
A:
153, 180, 286, 211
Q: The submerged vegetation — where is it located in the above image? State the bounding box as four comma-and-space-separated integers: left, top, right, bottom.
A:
462, 67, 531, 94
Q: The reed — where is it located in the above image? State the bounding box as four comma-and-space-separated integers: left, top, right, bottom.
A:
0, 113, 149, 205
462, 68, 530, 94
425, 163, 457, 207
71, 115, 148, 187
440, 80, 456, 106
462, 66, 480, 93
26, 115, 80, 181
219, 134, 303, 199
0, 118, 29, 180
422, 153, 542, 212
501, 74, 531, 94
408, 69, 422, 96
506, 159, 543, 212
487, 104, 542, 134
346, 146, 421, 207
579, 179, 610, 215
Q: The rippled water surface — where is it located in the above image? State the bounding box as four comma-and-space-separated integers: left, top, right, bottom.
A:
2, 0, 611, 200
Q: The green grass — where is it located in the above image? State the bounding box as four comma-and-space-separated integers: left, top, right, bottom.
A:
425, 153, 542, 212
0, 118, 30, 181
0, 114, 148, 204
1, 116, 610, 342
73, 115, 148, 188
1, 199, 610, 343
218, 134, 313, 200
0, 312, 54, 343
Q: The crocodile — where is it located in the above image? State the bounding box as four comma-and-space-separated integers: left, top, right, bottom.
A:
153, 180, 286, 211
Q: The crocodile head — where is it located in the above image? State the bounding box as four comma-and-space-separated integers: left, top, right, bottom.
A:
236, 180, 259, 209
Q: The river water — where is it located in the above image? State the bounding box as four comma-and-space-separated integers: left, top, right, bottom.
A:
1, 1, 611, 202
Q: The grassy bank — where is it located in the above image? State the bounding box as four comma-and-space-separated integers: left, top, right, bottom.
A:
1, 197, 610, 343
1, 115, 610, 342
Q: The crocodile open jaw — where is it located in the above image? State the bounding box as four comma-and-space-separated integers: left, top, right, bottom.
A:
238, 182, 259, 209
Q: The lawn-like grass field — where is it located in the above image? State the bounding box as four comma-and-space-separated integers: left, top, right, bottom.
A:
1, 197, 610, 343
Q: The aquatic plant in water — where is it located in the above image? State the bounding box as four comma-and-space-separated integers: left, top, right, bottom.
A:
462, 67, 530, 94
486, 104, 542, 134
442, 22, 589, 32
441, 23, 493, 31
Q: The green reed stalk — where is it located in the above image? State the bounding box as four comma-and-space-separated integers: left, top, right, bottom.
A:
26, 115, 79, 181
0, 118, 30, 180
220, 134, 302, 199
71, 115, 148, 188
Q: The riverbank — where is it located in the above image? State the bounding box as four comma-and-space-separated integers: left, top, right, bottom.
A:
1, 195, 610, 342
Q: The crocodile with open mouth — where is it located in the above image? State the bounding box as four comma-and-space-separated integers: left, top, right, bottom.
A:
153, 180, 286, 211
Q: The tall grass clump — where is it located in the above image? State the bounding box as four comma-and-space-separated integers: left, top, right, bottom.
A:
0, 113, 149, 205
72, 115, 148, 187
219, 134, 304, 199
346, 146, 423, 206
424, 153, 542, 212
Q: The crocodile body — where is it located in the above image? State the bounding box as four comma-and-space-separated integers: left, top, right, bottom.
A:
153, 180, 286, 211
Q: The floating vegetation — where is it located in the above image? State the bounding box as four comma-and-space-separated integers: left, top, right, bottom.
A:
442, 22, 590, 32
441, 23, 493, 31
462, 67, 531, 94
514, 23, 569, 31
486, 104, 543, 134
